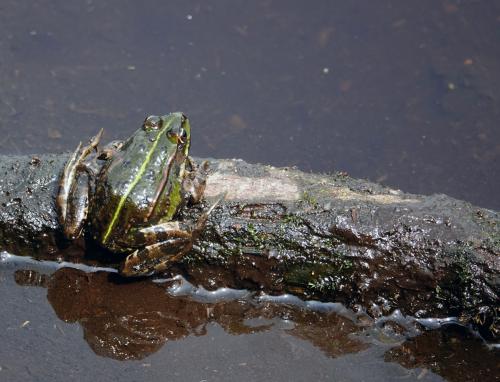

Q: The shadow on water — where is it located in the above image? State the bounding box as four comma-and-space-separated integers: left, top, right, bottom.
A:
13, 266, 500, 381
385, 326, 500, 382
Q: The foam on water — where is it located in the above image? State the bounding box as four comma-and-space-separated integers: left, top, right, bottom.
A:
162, 274, 252, 301
0, 251, 118, 274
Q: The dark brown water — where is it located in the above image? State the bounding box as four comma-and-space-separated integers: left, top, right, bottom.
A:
0, 1, 499, 381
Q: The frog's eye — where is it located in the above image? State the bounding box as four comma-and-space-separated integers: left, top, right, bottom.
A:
143, 115, 161, 131
166, 127, 188, 144
178, 128, 188, 143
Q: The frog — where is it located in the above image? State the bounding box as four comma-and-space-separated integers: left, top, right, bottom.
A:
56, 112, 216, 277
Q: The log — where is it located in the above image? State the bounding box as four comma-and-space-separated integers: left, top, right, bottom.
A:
0, 153, 498, 339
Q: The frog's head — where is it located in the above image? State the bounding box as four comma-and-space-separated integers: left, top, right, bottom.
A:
141, 113, 191, 157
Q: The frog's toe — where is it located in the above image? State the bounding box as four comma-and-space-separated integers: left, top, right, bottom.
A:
120, 250, 153, 277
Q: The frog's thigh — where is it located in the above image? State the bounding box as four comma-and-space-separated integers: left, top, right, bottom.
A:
129, 221, 192, 247
58, 129, 102, 239
120, 237, 192, 277
63, 171, 91, 239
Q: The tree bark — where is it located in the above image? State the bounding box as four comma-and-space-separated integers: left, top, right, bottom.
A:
0, 154, 498, 339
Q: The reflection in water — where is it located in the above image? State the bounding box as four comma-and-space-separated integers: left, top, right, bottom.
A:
385, 325, 500, 382
14, 267, 499, 378
14, 268, 367, 360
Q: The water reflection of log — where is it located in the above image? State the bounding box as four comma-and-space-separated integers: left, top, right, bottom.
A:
15, 268, 367, 361
385, 325, 500, 382
1, 154, 499, 339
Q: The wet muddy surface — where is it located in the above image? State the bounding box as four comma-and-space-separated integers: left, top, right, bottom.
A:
0, 1, 499, 381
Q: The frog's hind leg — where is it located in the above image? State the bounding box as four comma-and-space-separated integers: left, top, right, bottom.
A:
120, 219, 201, 277
120, 236, 193, 277
57, 129, 103, 239
120, 194, 225, 277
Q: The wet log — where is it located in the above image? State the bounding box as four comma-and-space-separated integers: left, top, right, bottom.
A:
0, 154, 498, 338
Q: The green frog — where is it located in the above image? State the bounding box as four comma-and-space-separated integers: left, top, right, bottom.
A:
56, 112, 215, 277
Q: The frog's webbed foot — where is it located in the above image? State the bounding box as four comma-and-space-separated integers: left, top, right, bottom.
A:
120, 194, 225, 277
57, 129, 103, 240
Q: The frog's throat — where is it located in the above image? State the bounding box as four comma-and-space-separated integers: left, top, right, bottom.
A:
102, 117, 175, 244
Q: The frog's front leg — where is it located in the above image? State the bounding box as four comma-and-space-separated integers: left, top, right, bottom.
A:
182, 157, 208, 205
120, 221, 195, 277
57, 129, 103, 239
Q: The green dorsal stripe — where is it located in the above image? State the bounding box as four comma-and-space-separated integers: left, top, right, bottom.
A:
102, 117, 175, 243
